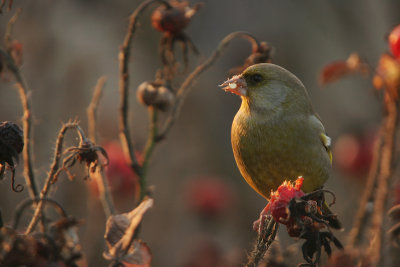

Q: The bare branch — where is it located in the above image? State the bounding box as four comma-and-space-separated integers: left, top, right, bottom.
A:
367, 96, 398, 266
119, 0, 171, 176
348, 127, 383, 247
87, 76, 107, 142
159, 31, 261, 139
0, 51, 38, 199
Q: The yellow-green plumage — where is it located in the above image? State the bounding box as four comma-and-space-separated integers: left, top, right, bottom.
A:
229, 63, 332, 199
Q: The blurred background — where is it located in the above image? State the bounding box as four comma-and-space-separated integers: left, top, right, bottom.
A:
1, 0, 400, 266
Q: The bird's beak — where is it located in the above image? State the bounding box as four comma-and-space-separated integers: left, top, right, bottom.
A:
219, 75, 248, 97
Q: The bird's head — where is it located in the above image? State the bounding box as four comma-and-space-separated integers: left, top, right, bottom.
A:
220, 63, 311, 113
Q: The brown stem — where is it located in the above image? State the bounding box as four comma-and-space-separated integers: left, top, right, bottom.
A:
0, 51, 38, 199
1, 9, 38, 198
88, 76, 106, 141
348, 127, 383, 247
158, 31, 261, 139
87, 76, 116, 216
25, 121, 83, 234
367, 96, 398, 267
139, 107, 158, 201
4, 8, 20, 50
118, 0, 171, 176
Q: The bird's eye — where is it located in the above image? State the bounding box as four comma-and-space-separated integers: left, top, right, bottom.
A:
250, 74, 263, 83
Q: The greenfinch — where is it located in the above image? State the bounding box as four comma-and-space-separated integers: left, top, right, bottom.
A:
220, 63, 332, 199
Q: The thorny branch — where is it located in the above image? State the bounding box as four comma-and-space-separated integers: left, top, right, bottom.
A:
87, 76, 116, 217
119, 0, 171, 177
0, 9, 38, 198
25, 121, 84, 234
246, 216, 279, 267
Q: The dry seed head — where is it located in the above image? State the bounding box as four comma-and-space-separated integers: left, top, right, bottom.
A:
137, 81, 174, 111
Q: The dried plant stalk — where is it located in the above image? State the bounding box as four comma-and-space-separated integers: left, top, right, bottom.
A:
119, 0, 171, 177
25, 121, 84, 234
87, 76, 116, 216
367, 98, 398, 266
348, 128, 383, 247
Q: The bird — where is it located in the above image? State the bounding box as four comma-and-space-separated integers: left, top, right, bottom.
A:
220, 63, 339, 228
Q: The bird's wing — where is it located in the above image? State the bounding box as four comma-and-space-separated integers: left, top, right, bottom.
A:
308, 115, 332, 164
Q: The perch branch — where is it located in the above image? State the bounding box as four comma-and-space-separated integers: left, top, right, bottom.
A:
119, 0, 171, 176
25, 121, 83, 234
246, 216, 279, 267
87, 76, 116, 216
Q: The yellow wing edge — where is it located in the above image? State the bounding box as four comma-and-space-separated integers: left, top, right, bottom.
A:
320, 133, 332, 164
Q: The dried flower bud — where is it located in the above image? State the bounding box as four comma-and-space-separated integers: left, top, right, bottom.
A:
137, 81, 174, 111
0, 121, 23, 155
0, 121, 23, 191
229, 41, 273, 75
151, 1, 202, 35
55, 137, 109, 182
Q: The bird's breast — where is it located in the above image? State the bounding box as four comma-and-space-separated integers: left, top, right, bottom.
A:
231, 110, 330, 199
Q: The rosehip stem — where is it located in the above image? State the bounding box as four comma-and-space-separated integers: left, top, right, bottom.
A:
140, 107, 159, 201
119, 0, 171, 177
158, 31, 263, 139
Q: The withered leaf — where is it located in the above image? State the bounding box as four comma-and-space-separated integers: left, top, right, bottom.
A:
104, 198, 153, 265
320, 53, 370, 85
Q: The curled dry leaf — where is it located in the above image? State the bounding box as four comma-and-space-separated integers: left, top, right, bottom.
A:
104, 198, 153, 265
320, 53, 370, 85
373, 53, 400, 100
